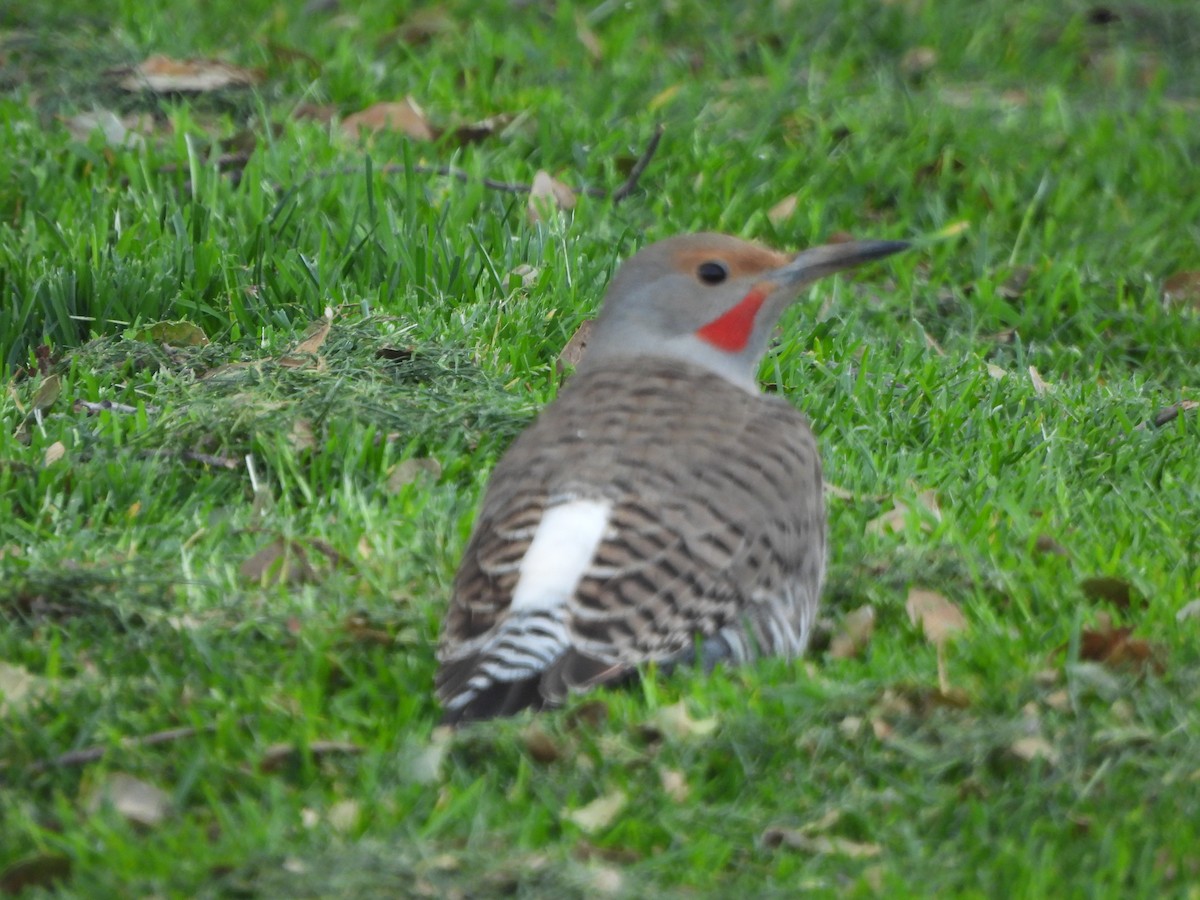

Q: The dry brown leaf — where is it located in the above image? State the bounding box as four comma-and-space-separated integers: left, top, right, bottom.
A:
767, 194, 799, 226
395, 7, 455, 45
120, 55, 261, 93
0, 660, 49, 715
387, 458, 442, 493
866, 490, 941, 535
289, 418, 316, 453
260, 739, 364, 773
575, 11, 603, 60
292, 317, 332, 355
0, 854, 72, 895
342, 98, 436, 141
900, 46, 938, 78
828, 605, 876, 659
1163, 271, 1200, 311
1080, 576, 1134, 610
564, 790, 626, 834
1009, 735, 1060, 765
1077, 620, 1162, 673
659, 768, 690, 802
62, 109, 146, 149
85, 772, 171, 827
139, 321, 209, 347
557, 319, 594, 373
32, 374, 61, 411
1033, 533, 1069, 557
327, 799, 361, 833
43, 441, 66, 466
239, 538, 317, 587
646, 702, 718, 740
452, 113, 515, 145
522, 725, 563, 763
528, 170, 576, 223
565, 699, 610, 730
1028, 365, 1052, 395
906, 589, 967, 646
762, 827, 882, 858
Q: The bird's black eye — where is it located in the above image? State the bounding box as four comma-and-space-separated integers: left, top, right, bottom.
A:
697, 261, 729, 285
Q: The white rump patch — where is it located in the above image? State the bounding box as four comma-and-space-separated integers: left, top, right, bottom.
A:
510, 498, 611, 613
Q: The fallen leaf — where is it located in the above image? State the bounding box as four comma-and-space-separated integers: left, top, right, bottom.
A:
342, 97, 436, 141
85, 772, 171, 827
900, 46, 937, 78
32, 374, 61, 411
828, 605, 875, 659
120, 55, 261, 93
387, 458, 442, 493
63, 109, 145, 149
260, 739, 364, 773
0, 660, 49, 715
645, 702, 718, 740
659, 768, 690, 802
1078, 621, 1162, 673
1028, 365, 1052, 396
557, 319, 594, 373
1162, 271, 1200, 311
564, 790, 626, 834
239, 538, 317, 587
408, 727, 452, 785
1009, 735, 1060, 765
528, 170, 576, 223
986, 363, 1007, 380
395, 6, 455, 45
522, 725, 562, 763
137, 320, 209, 347
767, 194, 798, 226
866, 490, 941, 535
565, 699, 609, 730
0, 854, 72, 895
327, 799, 361, 833
289, 418, 316, 453
906, 589, 968, 646
762, 828, 881, 858
575, 11, 602, 60
291, 317, 332, 355
452, 113, 515, 145
43, 441, 66, 466
1033, 533, 1069, 557
1080, 576, 1134, 610
1176, 599, 1200, 622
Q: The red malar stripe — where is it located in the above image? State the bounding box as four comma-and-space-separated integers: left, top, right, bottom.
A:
695, 289, 766, 352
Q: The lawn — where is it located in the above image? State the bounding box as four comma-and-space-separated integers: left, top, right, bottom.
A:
1, 0, 1199, 896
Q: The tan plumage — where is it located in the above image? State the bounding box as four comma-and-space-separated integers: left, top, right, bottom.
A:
436, 232, 907, 722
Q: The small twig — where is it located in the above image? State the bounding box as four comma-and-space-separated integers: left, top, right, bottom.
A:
26, 721, 243, 773
610, 123, 665, 203
136, 449, 242, 470
73, 399, 155, 416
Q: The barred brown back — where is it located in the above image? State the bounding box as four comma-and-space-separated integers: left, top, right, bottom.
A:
436, 356, 825, 723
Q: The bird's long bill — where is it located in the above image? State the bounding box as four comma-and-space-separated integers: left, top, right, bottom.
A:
769, 239, 910, 289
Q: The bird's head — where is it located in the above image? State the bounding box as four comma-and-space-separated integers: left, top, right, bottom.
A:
584, 232, 909, 389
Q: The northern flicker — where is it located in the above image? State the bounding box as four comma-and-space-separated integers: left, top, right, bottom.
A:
436, 232, 908, 723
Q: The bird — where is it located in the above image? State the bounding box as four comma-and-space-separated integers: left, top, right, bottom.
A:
435, 232, 908, 723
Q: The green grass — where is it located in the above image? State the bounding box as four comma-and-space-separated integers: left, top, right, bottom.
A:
2, 0, 1199, 896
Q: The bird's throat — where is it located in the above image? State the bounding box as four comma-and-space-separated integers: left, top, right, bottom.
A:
695, 288, 767, 353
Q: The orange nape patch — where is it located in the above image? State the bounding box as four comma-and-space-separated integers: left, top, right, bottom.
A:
696, 288, 767, 352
